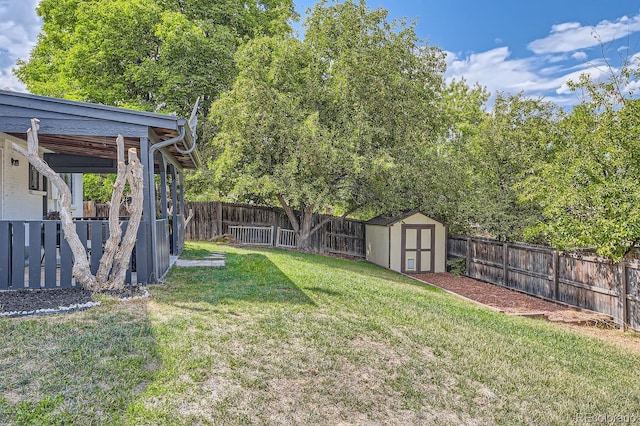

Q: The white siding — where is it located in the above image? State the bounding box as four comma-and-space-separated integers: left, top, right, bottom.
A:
0, 134, 83, 220
365, 224, 389, 268
0, 135, 46, 220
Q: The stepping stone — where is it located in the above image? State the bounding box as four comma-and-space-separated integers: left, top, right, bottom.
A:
175, 259, 225, 268
205, 252, 226, 260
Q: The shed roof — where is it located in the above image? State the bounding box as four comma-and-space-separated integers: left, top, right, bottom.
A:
366, 211, 444, 226
0, 89, 201, 170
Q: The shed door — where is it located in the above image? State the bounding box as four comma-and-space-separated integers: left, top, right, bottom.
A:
401, 224, 435, 273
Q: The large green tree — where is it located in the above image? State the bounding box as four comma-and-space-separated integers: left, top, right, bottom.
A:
520, 62, 640, 259
209, 0, 446, 248
461, 93, 563, 241
15, 0, 295, 116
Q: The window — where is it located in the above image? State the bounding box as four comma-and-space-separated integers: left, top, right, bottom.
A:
29, 164, 46, 192
60, 173, 73, 194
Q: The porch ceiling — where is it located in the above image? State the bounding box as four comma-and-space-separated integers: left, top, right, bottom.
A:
6, 130, 196, 169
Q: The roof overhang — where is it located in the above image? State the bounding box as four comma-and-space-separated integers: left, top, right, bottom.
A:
366, 210, 446, 227
0, 90, 202, 170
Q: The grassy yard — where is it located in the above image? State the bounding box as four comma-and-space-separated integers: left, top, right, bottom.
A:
1, 242, 640, 425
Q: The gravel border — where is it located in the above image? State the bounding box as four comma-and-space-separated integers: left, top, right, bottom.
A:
0, 286, 149, 318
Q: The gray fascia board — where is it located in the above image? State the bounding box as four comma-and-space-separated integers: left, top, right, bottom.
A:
0, 117, 149, 138
0, 90, 180, 131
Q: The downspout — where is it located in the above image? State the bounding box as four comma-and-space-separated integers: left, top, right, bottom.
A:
148, 125, 186, 282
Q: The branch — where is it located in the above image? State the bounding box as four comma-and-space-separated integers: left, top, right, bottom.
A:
276, 194, 300, 233
108, 147, 144, 287
308, 206, 359, 237
12, 119, 98, 290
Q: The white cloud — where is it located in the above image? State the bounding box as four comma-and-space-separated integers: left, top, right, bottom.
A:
551, 22, 582, 33
527, 13, 640, 54
571, 51, 588, 61
623, 80, 640, 95
445, 45, 617, 106
446, 47, 540, 94
0, 0, 41, 92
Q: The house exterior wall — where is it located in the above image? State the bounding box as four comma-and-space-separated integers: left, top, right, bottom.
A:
365, 224, 390, 268
389, 213, 446, 273
1, 136, 45, 220
1, 135, 83, 220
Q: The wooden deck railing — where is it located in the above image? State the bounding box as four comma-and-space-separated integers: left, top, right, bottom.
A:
0, 220, 150, 290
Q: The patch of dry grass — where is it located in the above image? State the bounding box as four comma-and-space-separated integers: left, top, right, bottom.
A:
2, 242, 640, 425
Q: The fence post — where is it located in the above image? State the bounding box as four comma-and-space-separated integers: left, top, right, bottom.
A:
553, 250, 559, 301
215, 201, 223, 236
502, 241, 509, 287
466, 237, 472, 277
271, 225, 275, 246
620, 262, 628, 331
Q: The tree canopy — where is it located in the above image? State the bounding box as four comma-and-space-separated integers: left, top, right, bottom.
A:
520, 63, 640, 259
15, 0, 296, 116
207, 0, 446, 247
15, 0, 640, 259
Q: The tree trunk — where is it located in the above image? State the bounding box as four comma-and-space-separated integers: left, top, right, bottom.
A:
298, 206, 315, 251
13, 119, 98, 290
275, 194, 358, 252
96, 135, 127, 284
276, 194, 300, 233
13, 118, 144, 292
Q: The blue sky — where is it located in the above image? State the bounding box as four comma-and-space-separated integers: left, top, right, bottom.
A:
1, 0, 639, 106
296, 0, 640, 105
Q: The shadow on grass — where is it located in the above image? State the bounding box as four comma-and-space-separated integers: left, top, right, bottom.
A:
156, 251, 316, 308
0, 302, 159, 425
256, 246, 444, 292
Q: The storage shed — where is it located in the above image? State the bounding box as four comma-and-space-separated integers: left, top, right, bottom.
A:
366, 212, 446, 274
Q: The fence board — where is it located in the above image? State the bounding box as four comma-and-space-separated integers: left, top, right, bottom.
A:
60, 227, 73, 288
277, 228, 298, 248
11, 222, 25, 289
184, 201, 365, 257
44, 221, 58, 288
0, 222, 9, 289
29, 222, 42, 288
0, 220, 140, 290
448, 235, 640, 332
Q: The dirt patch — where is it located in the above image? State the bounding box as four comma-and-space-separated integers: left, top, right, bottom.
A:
412, 273, 571, 314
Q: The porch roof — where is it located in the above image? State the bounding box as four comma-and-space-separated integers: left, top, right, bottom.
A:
0, 90, 201, 170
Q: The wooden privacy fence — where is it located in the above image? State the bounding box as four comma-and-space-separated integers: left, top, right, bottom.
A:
184, 201, 366, 257
448, 235, 640, 331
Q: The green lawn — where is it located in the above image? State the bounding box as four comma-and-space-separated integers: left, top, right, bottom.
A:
2, 242, 640, 425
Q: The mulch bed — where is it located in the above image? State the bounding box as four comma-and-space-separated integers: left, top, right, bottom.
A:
411, 272, 614, 326
0, 286, 148, 318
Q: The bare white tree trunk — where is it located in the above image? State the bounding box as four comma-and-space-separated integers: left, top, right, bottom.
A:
107, 147, 144, 288
96, 135, 127, 284
13, 119, 98, 290
12, 118, 145, 291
